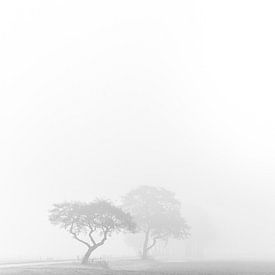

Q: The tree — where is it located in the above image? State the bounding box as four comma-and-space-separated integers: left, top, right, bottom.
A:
49, 200, 136, 264
122, 186, 189, 259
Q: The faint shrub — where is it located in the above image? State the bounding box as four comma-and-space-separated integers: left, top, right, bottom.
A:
89, 257, 110, 269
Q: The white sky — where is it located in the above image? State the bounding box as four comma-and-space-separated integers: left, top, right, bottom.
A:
1, 0, 275, 260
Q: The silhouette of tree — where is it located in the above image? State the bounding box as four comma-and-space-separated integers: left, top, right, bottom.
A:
122, 185, 190, 259
49, 200, 136, 264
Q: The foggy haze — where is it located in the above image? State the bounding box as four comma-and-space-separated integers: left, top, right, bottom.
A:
1, 0, 275, 262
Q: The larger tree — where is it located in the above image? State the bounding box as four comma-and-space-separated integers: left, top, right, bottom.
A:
49, 200, 136, 264
122, 186, 189, 259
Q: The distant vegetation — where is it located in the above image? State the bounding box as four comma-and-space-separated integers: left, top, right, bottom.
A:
49, 186, 189, 264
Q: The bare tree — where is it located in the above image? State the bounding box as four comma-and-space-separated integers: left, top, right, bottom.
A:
49, 200, 136, 264
122, 186, 190, 259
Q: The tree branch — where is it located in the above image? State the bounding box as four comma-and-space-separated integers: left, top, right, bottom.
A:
69, 223, 91, 248
147, 238, 157, 251
88, 228, 96, 246
97, 228, 109, 246
146, 233, 169, 252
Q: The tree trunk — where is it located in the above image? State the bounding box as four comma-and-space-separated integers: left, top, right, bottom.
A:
142, 229, 150, 260
81, 247, 94, 265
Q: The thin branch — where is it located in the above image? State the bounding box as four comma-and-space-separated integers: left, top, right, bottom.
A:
146, 233, 169, 252
97, 228, 109, 246
88, 229, 96, 246
69, 223, 91, 248
72, 233, 91, 248
147, 238, 157, 251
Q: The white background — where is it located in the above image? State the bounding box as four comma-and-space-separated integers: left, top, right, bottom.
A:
0, 0, 275, 260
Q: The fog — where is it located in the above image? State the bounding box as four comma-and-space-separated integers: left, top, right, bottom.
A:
1, 0, 275, 262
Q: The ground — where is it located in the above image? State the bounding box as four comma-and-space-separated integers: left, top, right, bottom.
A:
2, 260, 275, 274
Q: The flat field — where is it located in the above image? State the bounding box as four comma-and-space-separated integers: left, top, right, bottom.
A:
2, 261, 275, 275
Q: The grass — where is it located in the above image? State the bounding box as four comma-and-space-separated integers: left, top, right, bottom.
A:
2, 261, 275, 274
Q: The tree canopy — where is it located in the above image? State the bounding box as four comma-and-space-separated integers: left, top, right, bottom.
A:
49, 199, 136, 264
122, 185, 189, 259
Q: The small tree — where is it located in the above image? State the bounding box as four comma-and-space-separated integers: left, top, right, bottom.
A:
122, 186, 189, 259
49, 200, 136, 264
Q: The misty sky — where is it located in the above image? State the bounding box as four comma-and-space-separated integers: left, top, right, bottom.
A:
1, 1, 275, 260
